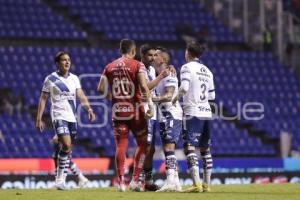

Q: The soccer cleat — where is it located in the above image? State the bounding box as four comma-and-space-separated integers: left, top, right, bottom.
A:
181, 184, 202, 193
78, 175, 89, 188
55, 182, 68, 190
202, 184, 211, 192
156, 182, 178, 192
175, 181, 182, 192
144, 183, 160, 191
117, 183, 126, 192
55, 173, 68, 190
129, 180, 144, 192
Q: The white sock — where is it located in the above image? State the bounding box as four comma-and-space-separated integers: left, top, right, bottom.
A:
187, 153, 201, 186
189, 166, 201, 185
166, 168, 175, 183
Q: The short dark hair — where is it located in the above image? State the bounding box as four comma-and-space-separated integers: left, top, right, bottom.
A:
186, 42, 205, 58
120, 39, 135, 54
155, 46, 168, 53
54, 51, 69, 63
139, 43, 156, 55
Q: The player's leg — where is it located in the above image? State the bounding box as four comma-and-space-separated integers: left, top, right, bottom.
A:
68, 128, 89, 188
199, 120, 212, 192
68, 159, 89, 188
129, 116, 148, 192
113, 121, 129, 192
51, 134, 60, 174
143, 119, 159, 191
53, 120, 73, 190
156, 113, 182, 192
182, 116, 202, 193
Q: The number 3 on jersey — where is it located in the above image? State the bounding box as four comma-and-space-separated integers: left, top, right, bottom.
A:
112, 77, 135, 99
200, 83, 207, 101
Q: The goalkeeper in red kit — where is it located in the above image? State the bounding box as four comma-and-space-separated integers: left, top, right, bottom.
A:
98, 39, 154, 192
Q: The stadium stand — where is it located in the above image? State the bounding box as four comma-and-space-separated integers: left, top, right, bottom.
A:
0, 0, 86, 39
57, 0, 242, 43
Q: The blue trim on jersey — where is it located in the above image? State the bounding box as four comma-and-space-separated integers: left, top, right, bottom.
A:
191, 59, 203, 64
48, 75, 76, 115
181, 78, 190, 82
181, 70, 190, 74
146, 68, 153, 81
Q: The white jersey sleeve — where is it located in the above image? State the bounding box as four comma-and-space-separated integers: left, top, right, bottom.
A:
180, 64, 191, 92
156, 75, 182, 121
74, 75, 82, 89
164, 75, 178, 88
42, 76, 51, 93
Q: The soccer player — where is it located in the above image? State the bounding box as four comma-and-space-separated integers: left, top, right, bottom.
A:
36, 51, 96, 190
52, 135, 89, 188
153, 59, 182, 192
139, 44, 170, 191
172, 42, 215, 192
97, 39, 154, 192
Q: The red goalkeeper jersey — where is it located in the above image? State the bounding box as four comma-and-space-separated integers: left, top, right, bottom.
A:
102, 56, 146, 120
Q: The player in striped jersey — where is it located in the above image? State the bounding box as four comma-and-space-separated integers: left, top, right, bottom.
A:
173, 42, 215, 192
139, 44, 170, 191
153, 49, 182, 192
36, 51, 96, 190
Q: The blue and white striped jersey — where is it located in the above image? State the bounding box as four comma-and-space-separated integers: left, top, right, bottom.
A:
144, 65, 157, 120
156, 74, 183, 121
42, 71, 81, 122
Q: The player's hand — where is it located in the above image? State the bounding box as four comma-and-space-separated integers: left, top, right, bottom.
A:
172, 96, 178, 106
36, 119, 45, 132
145, 105, 154, 119
168, 65, 177, 76
88, 109, 96, 122
159, 68, 170, 79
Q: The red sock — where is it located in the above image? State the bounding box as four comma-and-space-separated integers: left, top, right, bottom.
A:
115, 135, 128, 182
132, 137, 147, 181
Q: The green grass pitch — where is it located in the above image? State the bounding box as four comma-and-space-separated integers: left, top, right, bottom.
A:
1, 184, 300, 200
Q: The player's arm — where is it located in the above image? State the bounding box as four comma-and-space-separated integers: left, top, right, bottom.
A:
208, 73, 216, 112
208, 73, 215, 101
97, 75, 112, 101
36, 91, 49, 132
138, 70, 154, 119
147, 68, 169, 90
153, 86, 175, 103
172, 65, 191, 105
76, 89, 96, 122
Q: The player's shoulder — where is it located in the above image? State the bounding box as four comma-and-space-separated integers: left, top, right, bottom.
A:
44, 71, 56, 80
181, 63, 191, 72
125, 57, 140, 65
69, 72, 78, 78
163, 74, 178, 84
67, 72, 79, 81
200, 64, 213, 76
124, 58, 144, 71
